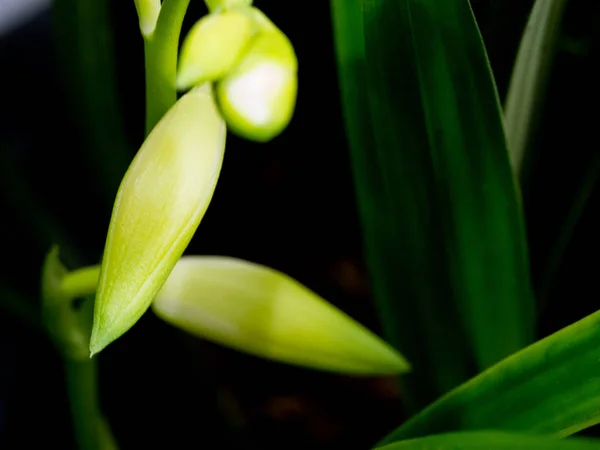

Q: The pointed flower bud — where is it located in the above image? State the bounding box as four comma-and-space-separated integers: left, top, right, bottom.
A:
134, 0, 161, 37
90, 86, 226, 356
177, 8, 257, 91
205, 0, 253, 13
215, 20, 298, 142
152, 256, 411, 375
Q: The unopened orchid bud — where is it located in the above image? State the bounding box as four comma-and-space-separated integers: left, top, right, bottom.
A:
90, 85, 226, 356
215, 23, 298, 142
205, 0, 253, 13
176, 9, 257, 91
152, 256, 410, 375
134, 0, 161, 37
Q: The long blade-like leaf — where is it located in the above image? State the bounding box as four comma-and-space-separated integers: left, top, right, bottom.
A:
377, 308, 600, 446
504, 0, 569, 178
376, 431, 600, 450
332, 0, 535, 410
331, 0, 475, 413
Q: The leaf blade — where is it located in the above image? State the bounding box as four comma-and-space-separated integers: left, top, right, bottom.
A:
400, 0, 535, 367
504, 0, 569, 177
376, 431, 600, 450
332, 0, 535, 410
377, 308, 600, 445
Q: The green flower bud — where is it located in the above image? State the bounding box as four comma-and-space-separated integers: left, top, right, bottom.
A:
215, 25, 298, 142
134, 0, 161, 37
176, 9, 257, 91
152, 256, 410, 375
90, 85, 226, 356
246, 6, 278, 32
205, 0, 253, 13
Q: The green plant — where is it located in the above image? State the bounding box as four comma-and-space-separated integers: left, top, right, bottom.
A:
2, 0, 600, 449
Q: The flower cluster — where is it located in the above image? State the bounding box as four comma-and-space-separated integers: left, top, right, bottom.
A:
88, 0, 408, 376
177, 4, 298, 142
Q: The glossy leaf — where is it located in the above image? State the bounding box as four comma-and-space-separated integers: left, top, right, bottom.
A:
376, 431, 600, 450
152, 256, 410, 375
377, 307, 600, 445
504, 0, 569, 178
332, 0, 535, 410
90, 86, 226, 356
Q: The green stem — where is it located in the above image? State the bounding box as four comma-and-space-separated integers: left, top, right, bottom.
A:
65, 358, 118, 450
62, 266, 101, 299
41, 249, 116, 449
143, 0, 192, 135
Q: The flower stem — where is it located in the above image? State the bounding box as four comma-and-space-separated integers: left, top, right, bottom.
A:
62, 266, 101, 299
143, 0, 192, 135
41, 249, 115, 449
65, 358, 118, 450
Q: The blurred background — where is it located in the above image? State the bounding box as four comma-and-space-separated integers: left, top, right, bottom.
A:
1, 0, 599, 448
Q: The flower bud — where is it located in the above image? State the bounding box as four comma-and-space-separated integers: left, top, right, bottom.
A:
176, 8, 257, 91
205, 0, 253, 13
90, 85, 226, 356
134, 0, 161, 37
215, 24, 298, 142
152, 256, 410, 375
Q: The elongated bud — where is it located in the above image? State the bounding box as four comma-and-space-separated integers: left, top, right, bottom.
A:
152, 256, 411, 375
215, 23, 298, 142
177, 9, 257, 91
134, 0, 161, 37
90, 86, 226, 356
205, 0, 252, 13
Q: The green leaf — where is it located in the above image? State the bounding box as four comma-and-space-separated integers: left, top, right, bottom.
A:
504, 0, 569, 179
332, 0, 535, 410
332, 0, 471, 410
376, 431, 600, 450
377, 308, 600, 446
152, 256, 410, 375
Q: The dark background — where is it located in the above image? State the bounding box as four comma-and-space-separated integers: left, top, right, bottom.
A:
1, 0, 600, 448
